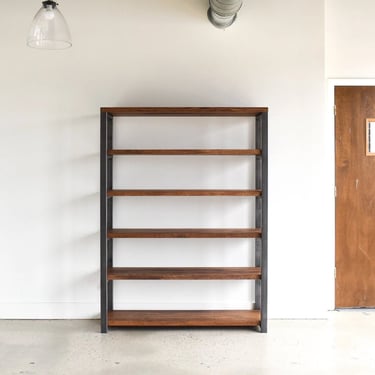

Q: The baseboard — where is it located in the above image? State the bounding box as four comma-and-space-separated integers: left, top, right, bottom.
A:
0, 303, 99, 319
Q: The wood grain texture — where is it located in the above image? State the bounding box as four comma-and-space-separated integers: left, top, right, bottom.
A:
108, 149, 261, 156
108, 310, 261, 327
108, 228, 262, 238
101, 107, 268, 117
107, 267, 261, 280
335, 86, 375, 307
107, 189, 262, 197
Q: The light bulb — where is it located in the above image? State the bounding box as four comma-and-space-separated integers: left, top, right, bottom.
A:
44, 7, 55, 20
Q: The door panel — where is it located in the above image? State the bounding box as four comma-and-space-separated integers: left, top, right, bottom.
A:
335, 86, 375, 308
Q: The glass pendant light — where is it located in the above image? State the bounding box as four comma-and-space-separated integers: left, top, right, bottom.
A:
27, 1, 72, 49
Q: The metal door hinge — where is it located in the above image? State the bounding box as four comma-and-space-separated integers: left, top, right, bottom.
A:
335, 186, 337, 197
334, 267, 336, 279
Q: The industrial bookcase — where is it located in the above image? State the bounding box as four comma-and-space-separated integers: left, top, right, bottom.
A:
100, 107, 268, 333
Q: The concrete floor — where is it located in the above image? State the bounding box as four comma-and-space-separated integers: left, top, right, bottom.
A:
0, 311, 374, 375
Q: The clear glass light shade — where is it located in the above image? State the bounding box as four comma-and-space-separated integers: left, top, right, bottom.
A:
27, 3, 72, 49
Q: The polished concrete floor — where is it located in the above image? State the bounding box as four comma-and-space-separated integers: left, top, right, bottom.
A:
0, 311, 374, 375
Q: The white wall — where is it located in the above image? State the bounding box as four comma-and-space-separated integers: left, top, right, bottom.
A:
326, 0, 375, 77
0, 0, 328, 319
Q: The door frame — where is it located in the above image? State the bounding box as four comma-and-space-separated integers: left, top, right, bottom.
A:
328, 78, 375, 310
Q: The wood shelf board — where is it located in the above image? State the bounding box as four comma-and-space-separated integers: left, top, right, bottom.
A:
108, 228, 262, 238
107, 189, 262, 197
108, 149, 261, 156
108, 310, 261, 327
101, 107, 268, 117
107, 267, 261, 280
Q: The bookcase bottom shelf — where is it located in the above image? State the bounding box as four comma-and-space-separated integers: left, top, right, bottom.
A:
108, 310, 261, 327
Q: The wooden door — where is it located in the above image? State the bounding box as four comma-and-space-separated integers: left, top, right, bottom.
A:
335, 86, 375, 308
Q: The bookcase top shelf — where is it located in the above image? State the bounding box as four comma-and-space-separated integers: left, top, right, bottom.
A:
101, 107, 268, 117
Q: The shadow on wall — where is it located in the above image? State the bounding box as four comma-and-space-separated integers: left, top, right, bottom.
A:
36, 113, 100, 305
112, 87, 250, 108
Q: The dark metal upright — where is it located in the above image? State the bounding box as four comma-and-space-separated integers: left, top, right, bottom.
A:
255, 112, 268, 333
100, 111, 113, 333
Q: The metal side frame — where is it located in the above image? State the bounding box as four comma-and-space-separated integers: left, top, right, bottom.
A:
255, 111, 268, 333
100, 111, 113, 333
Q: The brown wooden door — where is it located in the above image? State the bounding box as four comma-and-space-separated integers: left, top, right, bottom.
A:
335, 86, 375, 308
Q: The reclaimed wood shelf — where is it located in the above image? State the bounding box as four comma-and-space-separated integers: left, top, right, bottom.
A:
107, 189, 262, 197
101, 107, 268, 117
107, 267, 262, 280
107, 228, 262, 239
108, 310, 261, 327
108, 149, 261, 156
100, 107, 268, 333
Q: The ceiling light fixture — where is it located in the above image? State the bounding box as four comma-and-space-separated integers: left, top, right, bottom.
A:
27, 1, 72, 50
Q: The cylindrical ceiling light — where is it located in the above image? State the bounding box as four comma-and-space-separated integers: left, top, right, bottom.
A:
208, 0, 243, 29
27, 1, 72, 49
